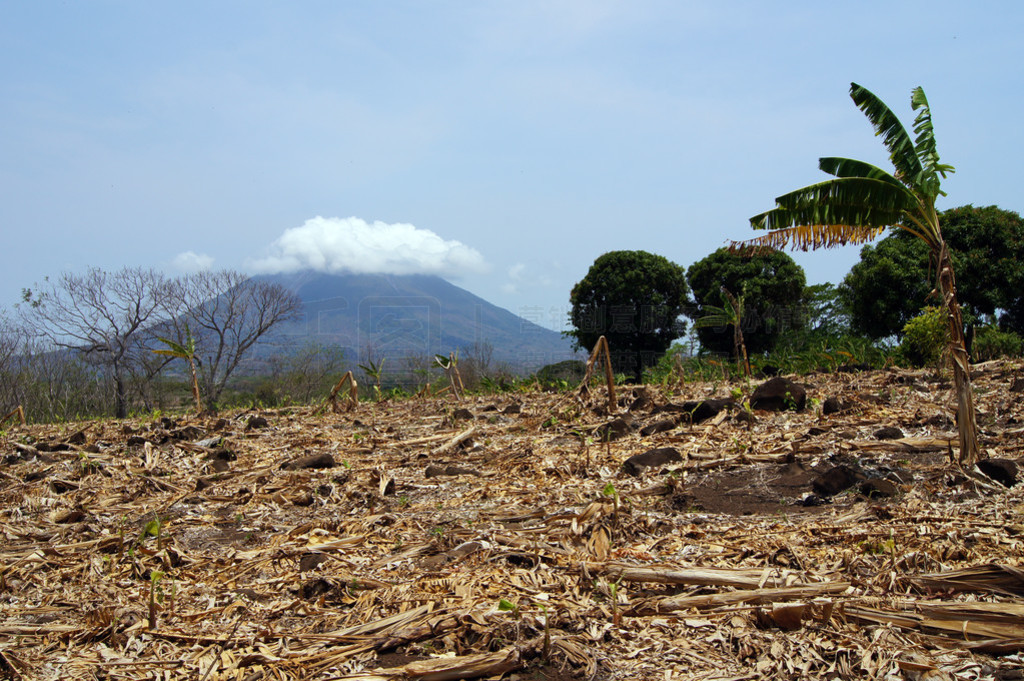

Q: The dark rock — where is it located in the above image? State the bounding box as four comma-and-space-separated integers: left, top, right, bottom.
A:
978, 458, 1019, 487
246, 416, 269, 430
734, 409, 757, 425
1011, 378, 1024, 393
640, 419, 677, 436
822, 397, 847, 415
750, 377, 806, 412
207, 449, 236, 461
452, 408, 474, 420
593, 417, 634, 441
874, 426, 905, 440
282, 452, 336, 470
194, 478, 212, 492
299, 578, 332, 600
812, 464, 866, 497
502, 403, 521, 415
126, 436, 150, 448
654, 399, 734, 424
168, 425, 205, 440
36, 441, 72, 452
66, 429, 87, 445
806, 426, 828, 437
291, 491, 315, 507
425, 465, 483, 478
622, 447, 683, 476
860, 478, 900, 498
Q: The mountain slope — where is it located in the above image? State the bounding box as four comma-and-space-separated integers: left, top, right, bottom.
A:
255, 271, 576, 372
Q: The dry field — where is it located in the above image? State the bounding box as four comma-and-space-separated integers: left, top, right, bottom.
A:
2, 363, 1024, 680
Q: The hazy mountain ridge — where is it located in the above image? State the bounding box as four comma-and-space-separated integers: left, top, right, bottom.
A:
254, 271, 577, 372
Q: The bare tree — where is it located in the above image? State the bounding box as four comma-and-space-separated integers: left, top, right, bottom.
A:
21, 267, 171, 418
165, 271, 303, 409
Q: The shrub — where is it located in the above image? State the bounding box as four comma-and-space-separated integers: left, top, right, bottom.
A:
972, 326, 1024, 362
899, 307, 949, 369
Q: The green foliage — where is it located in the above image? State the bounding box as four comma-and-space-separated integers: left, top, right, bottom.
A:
972, 326, 1024, 362
535, 360, 586, 388
687, 248, 806, 355
842, 206, 1024, 339
568, 250, 691, 381
899, 307, 949, 369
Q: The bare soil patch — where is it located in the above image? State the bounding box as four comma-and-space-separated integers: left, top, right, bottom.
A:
2, 363, 1024, 679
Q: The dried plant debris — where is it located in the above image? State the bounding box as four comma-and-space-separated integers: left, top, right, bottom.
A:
2, 362, 1024, 679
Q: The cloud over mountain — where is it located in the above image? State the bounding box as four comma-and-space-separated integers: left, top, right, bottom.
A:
249, 216, 487, 277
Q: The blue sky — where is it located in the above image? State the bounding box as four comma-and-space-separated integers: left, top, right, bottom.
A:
2, 1, 1021, 330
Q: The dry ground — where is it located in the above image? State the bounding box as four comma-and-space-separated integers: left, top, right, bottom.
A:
2, 362, 1024, 680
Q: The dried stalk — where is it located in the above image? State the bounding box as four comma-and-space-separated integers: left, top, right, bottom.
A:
318, 370, 358, 414
577, 335, 616, 412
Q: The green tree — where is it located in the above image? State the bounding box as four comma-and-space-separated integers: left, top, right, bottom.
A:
842, 205, 1024, 339
567, 250, 691, 382
737, 83, 980, 464
687, 247, 806, 356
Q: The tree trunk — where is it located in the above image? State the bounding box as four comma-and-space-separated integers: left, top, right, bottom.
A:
937, 243, 981, 465
114, 373, 128, 419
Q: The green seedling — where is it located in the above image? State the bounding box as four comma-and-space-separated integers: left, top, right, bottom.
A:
148, 569, 165, 629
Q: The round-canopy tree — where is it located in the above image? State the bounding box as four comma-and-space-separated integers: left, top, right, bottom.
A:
568, 250, 691, 382
687, 247, 806, 356
842, 205, 1024, 339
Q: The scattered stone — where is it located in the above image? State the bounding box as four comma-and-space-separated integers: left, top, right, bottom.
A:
291, 491, 315, 507
750, 377, 807, 412
734, 409, 757, 426
425, 465, 483, 478
822, 397, 847, 415
282, 452, 336, 470
37, 441, 72, 452
874, 426, 905, 440
801, 493, 829, 507
66, 429, 87, 445
622, 447, 683, 476
978, 458, 1019, 487
593, 416, 633, 441
246, 416, 269, 430
640, 419, 677, 436
860, 478, 900, 498
299, 578, 332, 600
207, 449, 236, 462
654, 399, 734, 424
812, 464, 866, 497
168, 425, 205, 440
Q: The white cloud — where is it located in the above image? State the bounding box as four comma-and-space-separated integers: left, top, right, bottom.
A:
249, 216, 488, 277
172, 250, 214, 272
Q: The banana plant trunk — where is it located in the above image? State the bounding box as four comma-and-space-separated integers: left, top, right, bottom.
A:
936, 242, 981, 465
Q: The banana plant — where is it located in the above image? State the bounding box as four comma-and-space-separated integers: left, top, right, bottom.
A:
153, 326, 202, 413
358, 358, 385, 401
